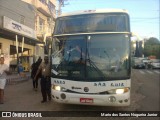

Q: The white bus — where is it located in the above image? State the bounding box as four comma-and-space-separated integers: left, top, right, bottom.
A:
51, 9, 131, 106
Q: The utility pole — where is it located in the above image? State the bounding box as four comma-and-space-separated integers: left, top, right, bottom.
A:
58, 0, 68, 16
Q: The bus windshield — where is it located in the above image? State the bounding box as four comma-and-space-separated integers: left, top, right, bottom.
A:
54, 13, 129, 34
52, 34, 131, 81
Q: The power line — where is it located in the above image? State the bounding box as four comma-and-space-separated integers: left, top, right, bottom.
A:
132, 17, 159, 19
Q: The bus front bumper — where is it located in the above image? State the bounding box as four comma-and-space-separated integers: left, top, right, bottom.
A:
51, 90, 130, 106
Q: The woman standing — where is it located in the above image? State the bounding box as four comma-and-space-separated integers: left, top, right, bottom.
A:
0, 54, 9, 104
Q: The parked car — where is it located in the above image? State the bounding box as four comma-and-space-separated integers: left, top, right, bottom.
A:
133, 62, 145, 69
142, 58, 150, 64
150, 59, 160, 69
132, 57, 145, 69
141, 58, 151, 69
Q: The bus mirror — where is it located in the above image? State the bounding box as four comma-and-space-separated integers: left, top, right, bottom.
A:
52, 37, 58, 53
56, 38, 60, 42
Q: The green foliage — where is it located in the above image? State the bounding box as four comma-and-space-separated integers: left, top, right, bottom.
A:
143, 37, 160, 59
145, 37, 160, 45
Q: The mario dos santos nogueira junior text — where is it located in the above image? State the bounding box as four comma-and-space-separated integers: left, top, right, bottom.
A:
101, 112, 158, 117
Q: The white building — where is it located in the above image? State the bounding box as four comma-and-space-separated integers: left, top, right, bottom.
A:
0, 0, 57, 72
21, 0, 57, 57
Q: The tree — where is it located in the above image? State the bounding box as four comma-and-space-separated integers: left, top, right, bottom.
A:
145, 37, 160, 45
143, 37, 160, 59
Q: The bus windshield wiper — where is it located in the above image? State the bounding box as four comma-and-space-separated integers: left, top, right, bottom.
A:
85, 35, 106, 80
86, 58, 106, 79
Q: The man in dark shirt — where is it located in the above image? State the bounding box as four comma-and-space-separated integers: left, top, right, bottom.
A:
31, 57, 42, 91
34, 56, 51, 103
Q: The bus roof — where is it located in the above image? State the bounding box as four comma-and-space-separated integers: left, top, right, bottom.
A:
59, 9, 129, 17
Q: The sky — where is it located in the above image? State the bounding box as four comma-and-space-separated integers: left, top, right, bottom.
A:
59, 0, 159, 40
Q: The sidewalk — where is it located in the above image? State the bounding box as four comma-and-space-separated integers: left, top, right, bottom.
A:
1, 76, 55, 112
6, 72, 31, 85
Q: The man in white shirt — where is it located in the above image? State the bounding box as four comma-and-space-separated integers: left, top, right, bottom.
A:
0, 54, 9, 104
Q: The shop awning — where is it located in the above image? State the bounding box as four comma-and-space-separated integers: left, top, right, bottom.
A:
10, 45, 30, 55
0, 28, 45, 46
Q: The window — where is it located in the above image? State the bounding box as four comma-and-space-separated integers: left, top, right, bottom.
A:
39, 17, 45, 33
55, 13, 129, 34
48, 1, 55, 13
39, 0, 47, 5
52, 34, 131, 81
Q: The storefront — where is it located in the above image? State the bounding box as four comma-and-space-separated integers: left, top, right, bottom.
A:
0, 16, 44, 72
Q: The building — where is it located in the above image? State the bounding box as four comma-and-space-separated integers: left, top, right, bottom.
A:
0, 0, 56, 72
21, 0, 57, 55
0, 0, 43, 72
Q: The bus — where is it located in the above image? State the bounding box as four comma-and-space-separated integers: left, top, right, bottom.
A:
51, 9, 131, 106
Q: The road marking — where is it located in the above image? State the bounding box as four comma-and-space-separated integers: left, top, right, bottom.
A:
154, 70, 160, 74
139, 70, 145, 74
146, 70, 153, 74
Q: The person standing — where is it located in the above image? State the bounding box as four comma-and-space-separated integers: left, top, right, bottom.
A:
18, 62, 25, 77
34, 56, 51, 103
31, 57, 42, 91
0, 54, 10, 104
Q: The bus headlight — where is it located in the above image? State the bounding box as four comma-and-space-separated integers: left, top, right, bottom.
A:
52, 85, 67, 92
116, 89, 125, 94
108, 88, 129, 94
52, 85, 61, 91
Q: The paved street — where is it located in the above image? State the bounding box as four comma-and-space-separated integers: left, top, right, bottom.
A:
0, 69, 159, 120
132, 69, 160, 111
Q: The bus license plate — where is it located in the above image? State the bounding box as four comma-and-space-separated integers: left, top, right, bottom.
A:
80, 98, 93, 103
